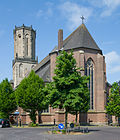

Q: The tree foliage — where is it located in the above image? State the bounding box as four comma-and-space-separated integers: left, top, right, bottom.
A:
0, 79, 16, 118
15, 70, 46, 123
47, 51, 89, 128
106, 82, 120, 117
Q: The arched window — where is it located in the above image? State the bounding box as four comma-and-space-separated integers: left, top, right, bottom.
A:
19, 64, 23, 78
85, 58, 94, 110
18, 34, 21, 38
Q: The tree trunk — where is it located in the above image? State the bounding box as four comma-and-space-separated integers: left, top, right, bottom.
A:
29, 110, 36, 124
75, 111, 78, 123
38, 111, 42, 124
65, 111, 68, 128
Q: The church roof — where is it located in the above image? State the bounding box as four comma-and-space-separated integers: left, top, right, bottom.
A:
35, 62, 50, 82
63, 23, 101, 51
33, 23, 102, 82
33, 55, 50, 72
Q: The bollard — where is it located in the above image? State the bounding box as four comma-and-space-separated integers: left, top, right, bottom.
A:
19, 118, 21, 127
86, 127, 88, 133
54, 119, 56, 126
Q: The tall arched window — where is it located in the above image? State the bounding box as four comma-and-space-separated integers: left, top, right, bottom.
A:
85, 58, 94, 110
19, 64, 23, 78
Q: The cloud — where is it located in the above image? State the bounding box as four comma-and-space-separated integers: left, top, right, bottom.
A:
87, 0, 104, 8
46, 8, 53, 17
36, 2, 53, 19
36, 8, 53, 19
36, 10, 43, 18
103, 0, 120, 8
45, 2, 54, 7
105, 51, 120, 74
59, 2, 92, 30
87, 0, 120, 17
101, 0, 120, 17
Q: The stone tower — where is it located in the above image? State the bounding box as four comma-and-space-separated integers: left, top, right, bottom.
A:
12, 24, 38, 88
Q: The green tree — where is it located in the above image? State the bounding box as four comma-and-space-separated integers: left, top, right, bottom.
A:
47, 51, 89, 128
69, 75, 89, 123
0, 79, 16, 119
15, 70, 46, 124
106, 82, 120, 118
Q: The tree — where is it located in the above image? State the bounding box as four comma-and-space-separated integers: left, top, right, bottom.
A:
69, 75, 89, 123
0, 79, 16, 119
106, 82, 120, 118
47, 51, 89, 128
15, 70, 47, 124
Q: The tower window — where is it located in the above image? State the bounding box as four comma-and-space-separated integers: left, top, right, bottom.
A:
19, 64, 23, 78
85, 58, 94, 110
18, 34, 21, 38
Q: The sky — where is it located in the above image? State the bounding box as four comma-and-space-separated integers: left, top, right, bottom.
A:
0, 0, 120, 84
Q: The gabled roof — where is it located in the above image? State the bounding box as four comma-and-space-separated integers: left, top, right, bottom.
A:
63, 24, 101, 51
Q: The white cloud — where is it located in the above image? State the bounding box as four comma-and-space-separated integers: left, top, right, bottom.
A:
36, 8, 53, 19
46, 8, 53, 17
105, 51, 120, 74
45, 2, 53, 7
109, 66, 120, 74
103, 0, 120, 8
101, 0, 120, 17
59, 2, 92, 30
105, 51, 120, 65
36, 2, 53, 19
36, 10, 43, 18
87, 0, 120, 17
87, 0, 104, 8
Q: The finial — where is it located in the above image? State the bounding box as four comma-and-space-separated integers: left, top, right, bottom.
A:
81, 16, 85, 24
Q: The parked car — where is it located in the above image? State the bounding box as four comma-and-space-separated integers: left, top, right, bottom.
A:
0, 119, 10, 128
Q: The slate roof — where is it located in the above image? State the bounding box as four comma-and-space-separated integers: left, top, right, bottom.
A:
35, 62, 50, 82
33, 55, 50, 82
33, 55, 50, 72
33, 23, 101, 82
63, 24, 101, 51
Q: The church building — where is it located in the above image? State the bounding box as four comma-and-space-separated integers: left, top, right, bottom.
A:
12, 23, 109, 125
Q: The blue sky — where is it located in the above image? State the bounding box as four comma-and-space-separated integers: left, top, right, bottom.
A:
0, 0, 120, 84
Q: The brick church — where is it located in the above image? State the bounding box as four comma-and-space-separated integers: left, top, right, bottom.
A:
12, 23, 110, 125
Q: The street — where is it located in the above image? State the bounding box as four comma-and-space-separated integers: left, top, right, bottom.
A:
0, 126, 120, 140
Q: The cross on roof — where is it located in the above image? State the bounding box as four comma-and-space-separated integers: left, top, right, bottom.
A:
81, 16, 85, 24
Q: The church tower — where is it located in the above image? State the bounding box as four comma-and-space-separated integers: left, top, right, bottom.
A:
12, 24, 38, 88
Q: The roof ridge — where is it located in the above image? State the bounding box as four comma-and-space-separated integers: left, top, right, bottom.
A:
82, 24, 100, 50
63, 24, 83, 45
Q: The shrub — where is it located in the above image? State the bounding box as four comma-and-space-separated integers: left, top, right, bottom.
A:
28, 122, 38, 127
